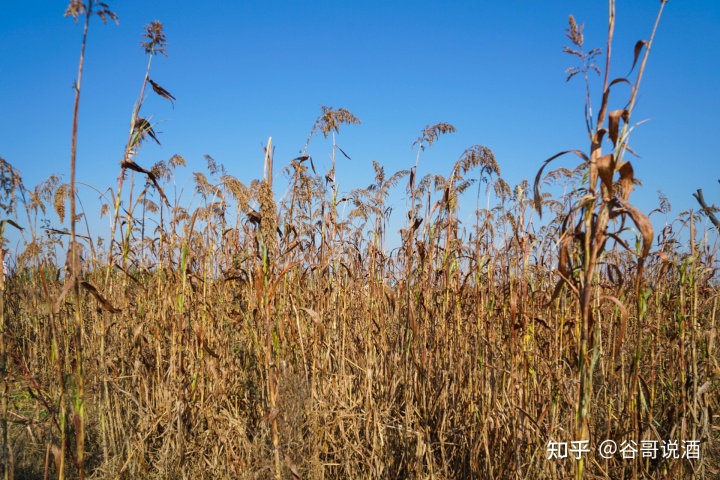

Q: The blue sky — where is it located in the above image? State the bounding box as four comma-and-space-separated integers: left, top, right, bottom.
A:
1, 1, 719, 255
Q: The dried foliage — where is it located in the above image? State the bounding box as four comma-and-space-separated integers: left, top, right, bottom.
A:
133, 117, 161, 146
534, 2, 675, 478
5, 151, 720, 480
1, 3, 717, 480
148, 78, 176, 107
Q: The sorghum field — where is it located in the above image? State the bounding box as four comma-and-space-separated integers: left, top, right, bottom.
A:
1, 1, 718, 479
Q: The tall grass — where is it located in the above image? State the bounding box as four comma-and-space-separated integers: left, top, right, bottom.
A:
0, 1, 718, 479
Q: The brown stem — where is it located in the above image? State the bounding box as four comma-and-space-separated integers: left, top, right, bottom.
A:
68, 2, 94, 477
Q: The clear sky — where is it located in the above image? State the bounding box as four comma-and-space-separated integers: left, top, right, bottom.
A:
1, 1, 719, 255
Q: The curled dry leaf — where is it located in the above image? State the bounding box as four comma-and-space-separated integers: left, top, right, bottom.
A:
337, 145, 352, 160
630, 40, 649, 75
608, 77, 633, 89
148, 78, 176, 107
597, 154, 615, 198
608, 109, 628, 147
617, 199, 653, 259
533, 150, 589, 218
618, 161, 634, 202
121, 160, 170, 208
81, 281, 121, 313
0, 219, 22, 232
134, 117, 161, 145
114, 262, 143, 287
589, 137, 605, 194
558, 235, 573, 279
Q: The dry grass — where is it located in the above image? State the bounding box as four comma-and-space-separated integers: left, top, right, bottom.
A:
0, 1, 719, 479
5, 141, 720, 479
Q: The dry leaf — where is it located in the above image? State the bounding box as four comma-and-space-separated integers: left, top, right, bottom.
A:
148, 78, 176, 107
618, 161, 634, 201
81, 281, 121, 313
